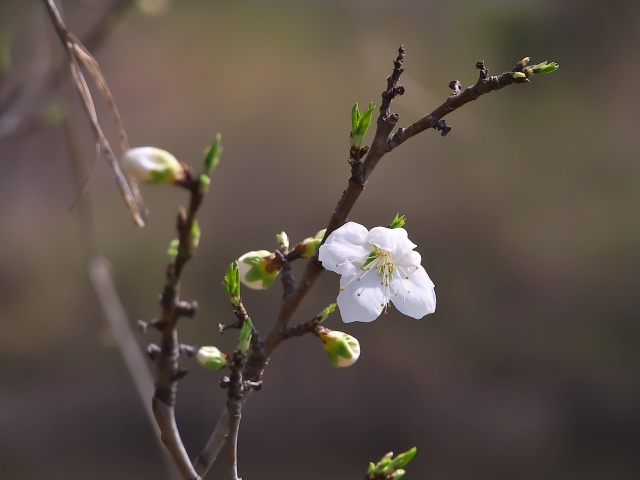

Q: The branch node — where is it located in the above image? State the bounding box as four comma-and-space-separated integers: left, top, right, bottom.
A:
435, 119, 452, 137
244, 381, 263, 392
385, 113, 400, 127
448, 80, 462, 95
219, 321, 240, 334
220, 376, 231, 389
476, 60, 489, 79
176, 300, 198, 319
146, 343, 161, 361
137, 318, 164, 332
179, 344, 199, 357
276, 250, 295, 300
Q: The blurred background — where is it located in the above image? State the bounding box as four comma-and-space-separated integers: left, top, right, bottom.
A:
1, 1, 639, 479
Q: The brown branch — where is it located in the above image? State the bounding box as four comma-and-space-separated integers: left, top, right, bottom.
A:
194, 47, 549, 478
150, 171, 205, 480
388, 60, 527, 149
259, 50, 538, 361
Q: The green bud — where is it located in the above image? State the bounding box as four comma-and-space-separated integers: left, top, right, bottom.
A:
520, 56, 530, 67
276, 231, 289, 251
522, 60, 559, 77
237, 250, 281, 290
221, 261, 241, 306
390, 469, 406, 480
198, 173, 211, 194
532, 61, 559, 75
370, 452, 394, 476
197, 346, 228, 370
350, 101, 376, 149
512, 71, 526, 79
388, 213, 406, 229
189, 220, 201, 253
167, 239, 179, 263
122, 147, 186, 184
238, 318, 253, 356
297, 228, 326, 259
317, 303, 337, 323
319, 327, 360, 368
368, 448, 416, 478
203, 133, 222, 177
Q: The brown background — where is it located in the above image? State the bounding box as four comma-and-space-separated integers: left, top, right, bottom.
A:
1, 1, 639, 479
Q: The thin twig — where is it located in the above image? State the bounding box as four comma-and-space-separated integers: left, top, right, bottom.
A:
225, 352, 245, 480
88, 257, 182, 480
0, 0, 136, 135
42, 0, 146, 226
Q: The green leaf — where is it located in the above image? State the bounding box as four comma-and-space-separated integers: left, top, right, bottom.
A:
390, 447, 416, 469
534, 61, 559, 75
351, 103, 360, 133
317, 303, 337, 323
238, 317, 253, 355
350, 101, 376, 149
221, 261, 241, 306
203, 133, 222, 177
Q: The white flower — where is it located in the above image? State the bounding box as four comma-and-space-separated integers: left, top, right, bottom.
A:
318, 222, 436, 323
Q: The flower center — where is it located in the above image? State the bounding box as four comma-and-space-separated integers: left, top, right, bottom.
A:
337, 245, 419, 313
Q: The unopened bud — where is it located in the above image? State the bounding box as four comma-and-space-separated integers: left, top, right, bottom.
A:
350, 102, 376, 149
388, 213, 406, 229
276, 231, 289, 251
237, 250, 281, 290
122, 147, 185, 184
196, 346, 228, 370
319, 327, 360, 368
298, 229, 326, 259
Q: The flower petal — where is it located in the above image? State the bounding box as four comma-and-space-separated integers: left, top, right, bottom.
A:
319, 222, 371, 276
366, 227, 417, 257
394, 251, 422, 268
337, 270, 386, 323
390, 265, 436, 319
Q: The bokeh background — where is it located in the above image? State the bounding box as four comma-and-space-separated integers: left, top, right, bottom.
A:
1, 1, 639, 479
